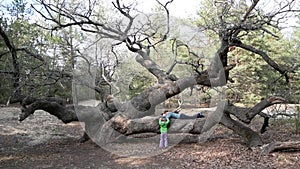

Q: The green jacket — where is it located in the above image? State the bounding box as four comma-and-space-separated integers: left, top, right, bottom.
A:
159, 118, 170, 133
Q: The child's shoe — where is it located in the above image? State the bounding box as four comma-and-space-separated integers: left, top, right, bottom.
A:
198, 112, 205, 118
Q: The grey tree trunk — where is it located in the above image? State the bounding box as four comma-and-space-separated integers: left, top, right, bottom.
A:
19, 95, 285, 147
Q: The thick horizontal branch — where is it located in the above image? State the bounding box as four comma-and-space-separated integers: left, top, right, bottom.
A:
108, 114, 206, 135
262, 141, 300, 154
20, 100, 78, 123
225, 96, 286, 124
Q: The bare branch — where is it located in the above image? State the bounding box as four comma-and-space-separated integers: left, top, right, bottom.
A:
241, 0, 260, 22
234, 42, 289, 82
225, 96, 286, 124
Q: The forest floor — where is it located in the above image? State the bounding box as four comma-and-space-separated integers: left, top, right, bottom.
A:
0, 105, 300, 169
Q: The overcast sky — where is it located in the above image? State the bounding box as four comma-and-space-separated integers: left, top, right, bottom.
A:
0, 0, 201, 18
136, 0, 201, 18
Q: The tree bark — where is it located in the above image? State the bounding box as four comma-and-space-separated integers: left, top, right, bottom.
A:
105, 114, 207, 135
19, 95, 285, 147
225, 96, 285, 124
219, 112, 263, 146
262, 141, 300, 154
20, 100, 78, 123
0, 25, 21, 98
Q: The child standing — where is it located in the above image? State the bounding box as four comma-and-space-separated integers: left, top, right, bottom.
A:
159, 116, 170, 148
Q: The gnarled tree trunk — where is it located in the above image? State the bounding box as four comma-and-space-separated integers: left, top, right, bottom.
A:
19, 93, 285, 147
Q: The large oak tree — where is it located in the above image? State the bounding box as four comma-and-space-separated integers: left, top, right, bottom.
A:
1, 0, 300, 151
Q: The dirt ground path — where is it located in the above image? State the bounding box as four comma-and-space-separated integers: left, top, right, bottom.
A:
0, 106, 300, 169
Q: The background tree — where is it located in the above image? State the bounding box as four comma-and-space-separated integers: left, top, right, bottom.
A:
288, 16, 300, 102
0, 0, 46, 103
